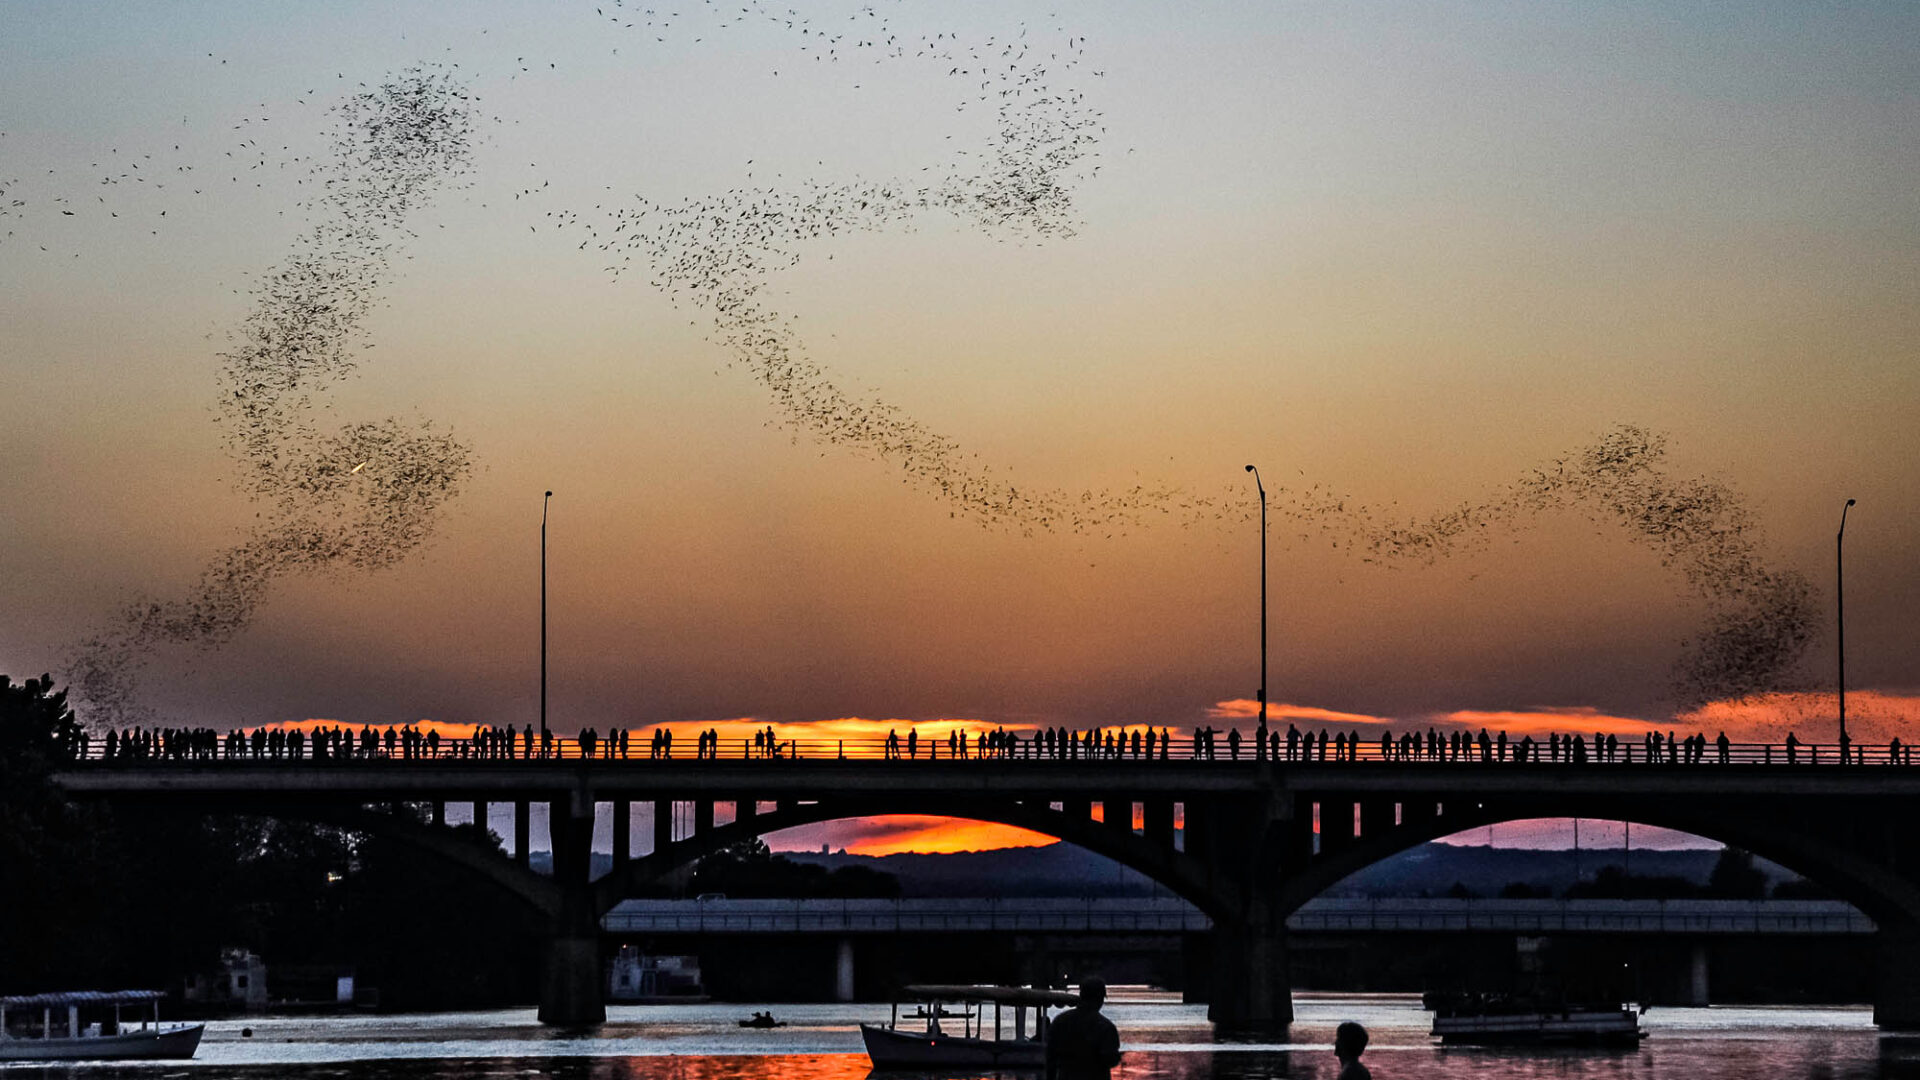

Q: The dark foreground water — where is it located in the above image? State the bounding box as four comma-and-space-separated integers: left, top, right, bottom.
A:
10, 993, 1920, 1079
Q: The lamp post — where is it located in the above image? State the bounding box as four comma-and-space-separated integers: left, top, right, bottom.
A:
1838, 498, 1855, 756
542, 490, 553, 754
1244, 465, 1268, 746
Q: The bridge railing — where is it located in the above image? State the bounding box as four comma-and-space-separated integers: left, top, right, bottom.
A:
55, 730, 1918, 768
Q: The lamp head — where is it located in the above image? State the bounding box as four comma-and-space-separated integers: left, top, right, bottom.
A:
545, 490, 553, 498
1847, 498, 1856, 506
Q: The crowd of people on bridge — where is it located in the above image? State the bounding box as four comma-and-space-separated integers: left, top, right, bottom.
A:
880, 725, 1184, 761
61, 720, 1917, 767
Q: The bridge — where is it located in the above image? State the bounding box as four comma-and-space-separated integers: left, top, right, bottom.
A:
600, 896, 1876, 936
50, 737, 1920, 1030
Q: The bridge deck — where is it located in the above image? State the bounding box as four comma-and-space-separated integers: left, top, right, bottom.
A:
53, 758, 1920, 800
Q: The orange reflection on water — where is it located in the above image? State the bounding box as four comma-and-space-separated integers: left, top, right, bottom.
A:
584, 1054, 873, 1080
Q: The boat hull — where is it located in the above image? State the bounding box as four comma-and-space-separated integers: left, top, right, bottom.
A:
0, 1023, 205, 1061
861, 1023, 1045, 1069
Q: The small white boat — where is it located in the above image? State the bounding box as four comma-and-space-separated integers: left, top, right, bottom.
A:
1426, 991, 1645, 1046
861, 984, 1082, 1070
0, 990, 204, 1061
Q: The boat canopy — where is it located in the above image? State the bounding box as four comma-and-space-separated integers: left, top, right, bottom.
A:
899, 985, 1083, 1007
0, 991, 166, 1007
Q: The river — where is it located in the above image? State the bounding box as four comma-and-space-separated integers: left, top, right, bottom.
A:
8, 992, 1920, 1079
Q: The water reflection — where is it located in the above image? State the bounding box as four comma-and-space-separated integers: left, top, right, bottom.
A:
1, 994, 1912, 1079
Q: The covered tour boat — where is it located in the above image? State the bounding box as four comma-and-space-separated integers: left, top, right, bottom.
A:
861, 984, 1082, 1069
1425, 991, 1645, 1046
0, 990, 204, 1061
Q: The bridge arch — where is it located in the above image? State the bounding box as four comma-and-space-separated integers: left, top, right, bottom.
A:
593, 796, 1223, 919
309, 804, 562, 918
1278, 796, 1920, 928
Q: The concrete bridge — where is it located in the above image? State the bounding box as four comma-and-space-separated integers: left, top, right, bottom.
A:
50, 751, 1920, 1029
601, 896, 1876, 936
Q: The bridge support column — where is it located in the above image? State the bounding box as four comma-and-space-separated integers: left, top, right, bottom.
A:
1876, 917, 1920, 1030
834, 938, 856, 1002
653, 800, 673, 855
1207, 917, 1291, 1030
515, 801, 531, 868
1687, 943, 1710, 1006
1184, 800, 1209, 862
612, 801, 631, 870
538, 792, 606, 1027
1145, 799, 1174, 850
1320, 800, 1354, 856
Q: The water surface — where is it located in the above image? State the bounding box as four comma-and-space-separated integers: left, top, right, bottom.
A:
9, 992, 1920, 1079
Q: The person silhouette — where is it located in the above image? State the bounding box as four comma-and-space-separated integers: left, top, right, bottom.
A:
1045, 977, 1120, 1080
1335, 1020, 1371, 1079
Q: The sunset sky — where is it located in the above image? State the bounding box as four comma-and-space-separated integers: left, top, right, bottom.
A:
3, 2, 1916, 855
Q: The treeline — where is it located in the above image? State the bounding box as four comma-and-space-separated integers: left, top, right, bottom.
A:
1, 675, 537, 1006
1, 675, 900, 1007
685, 839, 901, 899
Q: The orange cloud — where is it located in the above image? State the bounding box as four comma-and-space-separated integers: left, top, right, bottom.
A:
1677, 690, 1920, 743
1430, 707, 1664, 738
1211, 699, 1394, 726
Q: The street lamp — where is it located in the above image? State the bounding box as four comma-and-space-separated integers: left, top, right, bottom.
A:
1838, 498, 1856, 757
542, 490, 553, 754
1245, 465, 1268, 754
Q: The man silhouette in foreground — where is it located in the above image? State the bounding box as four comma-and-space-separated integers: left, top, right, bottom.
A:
1335, 1020, 1371, 1079
1045, 977, 1121, 1080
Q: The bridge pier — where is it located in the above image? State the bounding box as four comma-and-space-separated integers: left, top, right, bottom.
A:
1875, 918, 1920, 1030
653, 799, 672, 855
612, 800, 631, 870
1686, 942, 1710, 1006
1206, 918, 1292, 1030
834, 938, 856, 1002
538, 792, 606, 1027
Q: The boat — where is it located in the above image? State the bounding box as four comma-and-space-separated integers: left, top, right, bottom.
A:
861, 984, 1082, 1070
1425, 990, 1645, 1046
607, 948, 710, 1004
0, 990, 205, 1061
738, 1012, 788, 1028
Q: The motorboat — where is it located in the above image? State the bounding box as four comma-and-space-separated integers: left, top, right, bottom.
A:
861, 984, 1082, 1069
1425, 990, 1645, 1046
738, 1012, 787, 1028
0, 990, 204, 1061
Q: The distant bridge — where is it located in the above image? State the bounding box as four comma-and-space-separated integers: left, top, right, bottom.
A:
602, 896, 1876, 936
51, 746, 1920, 1029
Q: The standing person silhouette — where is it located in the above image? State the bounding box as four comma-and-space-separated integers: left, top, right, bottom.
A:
1046, 978, 1121, 1080
1335, 1021, 1371, 1079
